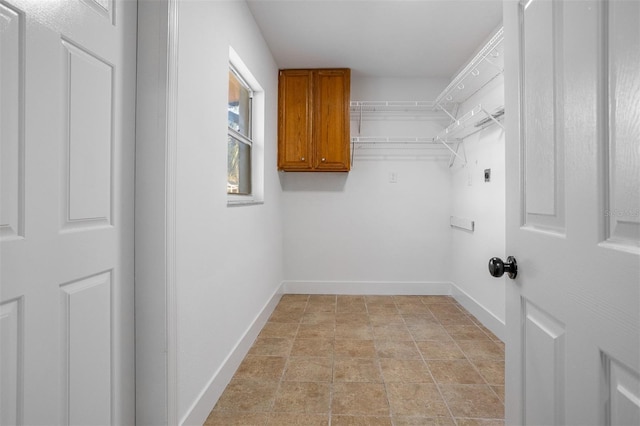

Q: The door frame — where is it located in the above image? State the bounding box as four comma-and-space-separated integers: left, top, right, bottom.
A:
135, 0, 179, 424
503, 1, 523, 423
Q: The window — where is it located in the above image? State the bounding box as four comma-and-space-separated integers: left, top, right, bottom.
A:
227, 65, 253, 196
227, 47, 264, 206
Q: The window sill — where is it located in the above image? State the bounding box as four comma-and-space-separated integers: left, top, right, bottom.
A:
227, 197, 264, 207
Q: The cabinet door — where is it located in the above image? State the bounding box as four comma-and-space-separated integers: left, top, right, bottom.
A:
313, 69, 351, 171
278, 70, 313, 170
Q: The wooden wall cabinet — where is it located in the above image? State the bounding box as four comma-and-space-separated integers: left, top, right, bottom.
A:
278, 69, 351, 172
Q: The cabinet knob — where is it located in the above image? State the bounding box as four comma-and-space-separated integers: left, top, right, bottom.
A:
321, 158, 326, 162
301, 157, 305, 161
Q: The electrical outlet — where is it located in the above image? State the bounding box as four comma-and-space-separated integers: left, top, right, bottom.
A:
389, 172, 398, 183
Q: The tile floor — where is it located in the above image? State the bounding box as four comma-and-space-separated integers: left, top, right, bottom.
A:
204, 295, 505, 426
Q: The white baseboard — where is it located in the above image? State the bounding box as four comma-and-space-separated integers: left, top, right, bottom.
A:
281, 280, 452, 295
180, 287, 284, 426
450, 283, 506, 342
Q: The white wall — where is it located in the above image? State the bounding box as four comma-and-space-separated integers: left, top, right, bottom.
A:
137, 3, 507, 420
282, 77, 454, 292
449, 75, 506, 330
174, 1, 282, 422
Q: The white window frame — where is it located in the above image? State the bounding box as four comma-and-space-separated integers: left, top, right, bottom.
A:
227, 47, 264, 206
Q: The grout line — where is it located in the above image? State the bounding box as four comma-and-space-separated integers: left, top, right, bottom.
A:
410, 300, 459, 426
328, 295, 336, 426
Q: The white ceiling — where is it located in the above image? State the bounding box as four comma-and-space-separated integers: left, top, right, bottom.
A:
246, 0, 503, 79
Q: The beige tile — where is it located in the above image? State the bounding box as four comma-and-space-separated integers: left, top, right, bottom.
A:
336, 303, 367, 314
415, 341, 466, 360
379, 358, 433, 383
290, 337, 334, 357
407, 324, 452, 341
213, 380, 278, 412
267, 413, 329, 425
204, 411, 268, 425
301, 311, 336, 325
364, 295, 396, 306
331, 415, 393, 425
283, 357, 333, 382
234, 356, 286, 381
477, 325, 500, 341
308, 294, 336, 304
393, 298, 425, 308
472, 360, 505, 385
273, 382, 331, 414
297, 323, 335, 339
368, 313, 404, 325
428, 304, 463, 316
337, 295, 366, 304
375, 340, 421, 359
372, 324, 413, 340
443, 324, 491, 340
248, 337, 293, 357
305, 301, 337, 313
268, 307, 305, 323
392, 416, 455, 426
427, 360, 485, 384
335, 323, 374, 339
213, 294, 504, 425
334, 339, 377, 358
439, 384, 504, 419
367, 304, 400, 315
392, 296, 421, 304
455, 419, 504, 426
396, 303, 432, 314
436, 314, 477, 326
401, 314, 439, 326
336, 312, 370, 325
306, 302, 334, 314
274, 301, 308, 311
280, 294, 310, 303
420, 296, 456, 305
337, 296, 367, 313
457, 340, 504, 361
333, 358, 382, 383
259, 322, 299, 339
331, 383, 390, 416
386, 383, 449, 417
491, 385, 505, 403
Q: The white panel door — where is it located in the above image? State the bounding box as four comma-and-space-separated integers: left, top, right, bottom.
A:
503, 0, 640, 424
0, 0, 136, 424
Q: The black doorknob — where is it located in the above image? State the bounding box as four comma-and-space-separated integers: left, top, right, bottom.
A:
488, 256, 518, 279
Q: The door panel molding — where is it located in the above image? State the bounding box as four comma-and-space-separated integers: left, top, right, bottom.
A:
0, 1, 26, 241
60, 271, 113, 425
61, 38, 113, 231
602, 0, 640, 253
603, 352, 640, 426
80, 0, 114, 25
0, 297, 24, 426
522, 298, 566, 426
519, 0, 566, 234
